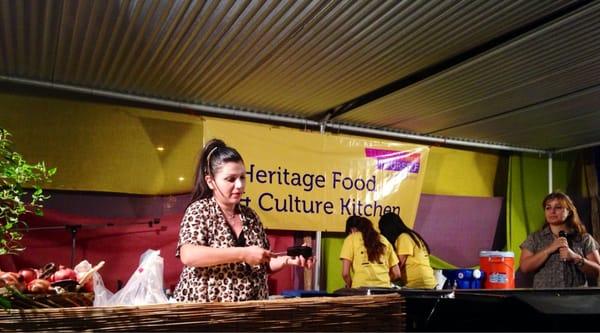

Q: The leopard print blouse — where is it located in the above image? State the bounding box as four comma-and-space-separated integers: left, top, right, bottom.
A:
174, 197, 270, 302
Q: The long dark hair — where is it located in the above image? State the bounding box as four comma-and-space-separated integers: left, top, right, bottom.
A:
190, 138, 244, 203
542, 191, 587, 235
378, 212, 430, 254
345, 216, 385, 263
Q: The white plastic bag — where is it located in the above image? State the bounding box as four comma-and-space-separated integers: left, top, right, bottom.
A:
102, 249, 168, 306
73, 260, 92, 276
74, 260, 113, 306
92, 270, 114, 306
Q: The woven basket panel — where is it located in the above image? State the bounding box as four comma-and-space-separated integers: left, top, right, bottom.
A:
0, 294, 405, 332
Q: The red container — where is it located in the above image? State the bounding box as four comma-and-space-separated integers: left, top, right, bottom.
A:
479, 251, 515, 289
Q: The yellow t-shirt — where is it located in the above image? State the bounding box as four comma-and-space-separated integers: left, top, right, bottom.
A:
339, 232, 399, 288
395, 233, 437, 289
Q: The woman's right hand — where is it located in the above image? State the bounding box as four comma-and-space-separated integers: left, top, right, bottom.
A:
546, 236, 569, 255
243, 246, 272, 266
521, 235, 569, 273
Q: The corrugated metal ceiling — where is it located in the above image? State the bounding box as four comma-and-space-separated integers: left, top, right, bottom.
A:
1, 0, 599, 152
340, 0, 600, 150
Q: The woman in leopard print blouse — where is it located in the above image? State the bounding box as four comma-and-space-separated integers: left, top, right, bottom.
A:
174, 138, 313, 302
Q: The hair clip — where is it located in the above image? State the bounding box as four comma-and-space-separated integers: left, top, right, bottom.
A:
206, 146, 218, 163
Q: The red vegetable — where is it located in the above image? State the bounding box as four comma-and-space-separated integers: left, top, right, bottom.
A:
52, 267, 77, 282
18, 268, 38, 284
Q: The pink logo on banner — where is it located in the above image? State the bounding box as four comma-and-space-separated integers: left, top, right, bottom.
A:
365, 148, 421, 173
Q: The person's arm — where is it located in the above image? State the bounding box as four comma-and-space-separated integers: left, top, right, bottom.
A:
394, 234, 412, 269
575, 251, 600, 279
269, 255, 289, 273
342, 259, 352, 288
397, 254, 408, 268
389, 264, 401, 282
519, 237, 567, 273
384, 238, 401, 283
561, 247, 600, 279
179, 244, 271, 267
560, 235, 600, 279
269, 254, 315, 273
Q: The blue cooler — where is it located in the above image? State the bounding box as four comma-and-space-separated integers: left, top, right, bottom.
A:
442, 269, 484, 289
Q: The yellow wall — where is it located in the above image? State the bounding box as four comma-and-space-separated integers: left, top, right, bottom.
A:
1, 92, 503, 199
422, 146, 500, 197
0, 92, 203, 195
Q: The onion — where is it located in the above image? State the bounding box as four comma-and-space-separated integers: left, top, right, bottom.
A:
27, 279, 51, 293
0, 272, 26, 291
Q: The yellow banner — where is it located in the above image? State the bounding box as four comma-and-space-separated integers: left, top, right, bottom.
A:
203, 119, 429, 232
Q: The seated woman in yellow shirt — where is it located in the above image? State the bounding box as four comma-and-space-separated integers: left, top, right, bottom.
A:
339, 215, 401, 288
379, 212, 437, 289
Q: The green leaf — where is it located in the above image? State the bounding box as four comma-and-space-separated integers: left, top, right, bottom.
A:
0, 295, 11, 309
0, 129, 54, 255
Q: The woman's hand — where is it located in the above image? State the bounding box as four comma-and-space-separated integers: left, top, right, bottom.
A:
286, 254, 315, 269
243, 246, 272, 266
559, 245, 579, 262
268, 243, 316, 272
286, 242, 315, 269
546, 236, 568, 256
520, 236, 569, 273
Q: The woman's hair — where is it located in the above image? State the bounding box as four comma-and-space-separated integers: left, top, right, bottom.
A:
345, 215, 385, 263
378, 212, 430, 254
190, 138, 244, 203
542, 191, 587, 235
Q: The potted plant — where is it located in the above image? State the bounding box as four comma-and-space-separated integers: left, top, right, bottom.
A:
0, 128, 56, 255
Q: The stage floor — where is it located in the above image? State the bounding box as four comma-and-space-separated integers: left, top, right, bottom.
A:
333, 287, 600, 331
398, 287, 600, 331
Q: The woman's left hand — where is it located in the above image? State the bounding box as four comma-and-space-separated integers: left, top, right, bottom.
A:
286, 243, 315, 269
559, 246, 579, 262
287, 254, 315, 269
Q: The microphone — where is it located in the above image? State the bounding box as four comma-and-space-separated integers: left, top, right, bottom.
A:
558, 230, 576, 286
558, 231, 572, 265
559, 231, 572, 247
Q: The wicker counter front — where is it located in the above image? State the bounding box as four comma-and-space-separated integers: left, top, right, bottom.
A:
0, 293, 405, 332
